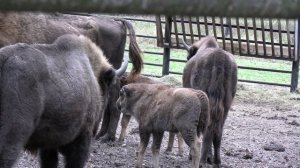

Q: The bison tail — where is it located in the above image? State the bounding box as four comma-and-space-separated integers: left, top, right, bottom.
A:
195, 90, 210, 135
115, 18, 143, 78
207, 58, 226, 123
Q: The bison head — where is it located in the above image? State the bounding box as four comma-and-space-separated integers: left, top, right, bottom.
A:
182, 36, 219, 60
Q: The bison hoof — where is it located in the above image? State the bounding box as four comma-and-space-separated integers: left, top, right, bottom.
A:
199, 163, 213, 168
98, 134, 115, 143
95, 131, 106, 139
212, 164, 220, 168
207, 155, 213, 164
165, 148, 172, 154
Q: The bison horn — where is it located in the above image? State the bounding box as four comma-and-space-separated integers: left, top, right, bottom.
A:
116, 53, 129, 77
181, 39, 190, 51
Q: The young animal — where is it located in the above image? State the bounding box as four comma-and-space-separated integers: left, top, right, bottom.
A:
182, 35, 238, 167
116, 83, 210, 168
117, 73, 184, 156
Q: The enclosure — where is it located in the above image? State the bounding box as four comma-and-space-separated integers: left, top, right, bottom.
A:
1, 0, 300, 168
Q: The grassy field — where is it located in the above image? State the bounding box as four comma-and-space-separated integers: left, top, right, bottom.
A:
125, 16, 299, 89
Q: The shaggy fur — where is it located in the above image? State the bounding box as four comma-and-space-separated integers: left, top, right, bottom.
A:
116, 84, 210, 168
0, 34, 114, 168
183, 36, 238, 167
0, 12, 144, 142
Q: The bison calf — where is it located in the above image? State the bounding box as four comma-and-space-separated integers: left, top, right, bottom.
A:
116, 83, 210, 168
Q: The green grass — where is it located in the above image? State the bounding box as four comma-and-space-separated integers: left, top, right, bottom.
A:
125, 16, 299, 88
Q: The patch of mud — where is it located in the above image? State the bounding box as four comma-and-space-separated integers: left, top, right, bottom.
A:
15, 78, 300, 168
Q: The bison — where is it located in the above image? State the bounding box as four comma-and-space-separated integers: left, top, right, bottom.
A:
0, 34, 115, 168
116, 83, 210, 168
117, 73, 185, 156
0, 12, 143, 142
182, 36, 238, 167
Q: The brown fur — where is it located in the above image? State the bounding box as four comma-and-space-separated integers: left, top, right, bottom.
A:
0, 12, 143, 76
183, 35, 237, 167
0, 34, 114, 167
118, 73, 160, 142
0, 12, 144, 142
116, 84, 210, 168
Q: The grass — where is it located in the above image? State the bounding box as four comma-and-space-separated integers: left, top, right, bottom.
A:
125, 15, 300, 89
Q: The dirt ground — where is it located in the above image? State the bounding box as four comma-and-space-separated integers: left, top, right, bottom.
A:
15, 76, 300, 168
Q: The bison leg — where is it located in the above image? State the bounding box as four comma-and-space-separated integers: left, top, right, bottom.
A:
60, 132, 91, 168
152, 132, 164, 168
177, 133, 184, 156
136, 131, 150, 168
165, 132, 175, 153
96, 106, 110, 139
213, 129, 223, 167
39, 149, 58, 168
0, 113, 35, 167
119, 114, 131, 143
199, 127, 213, 167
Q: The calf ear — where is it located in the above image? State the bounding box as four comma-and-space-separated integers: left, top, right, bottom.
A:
121, 86, 131, 97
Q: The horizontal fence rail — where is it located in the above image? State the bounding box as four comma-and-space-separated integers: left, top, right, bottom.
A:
155, 15, 299, 91
2, 0, 300, 18
157, 16, 297, 61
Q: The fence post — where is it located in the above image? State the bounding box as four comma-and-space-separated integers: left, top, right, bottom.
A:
162, 16, 172, 76
291, 19, 300, 92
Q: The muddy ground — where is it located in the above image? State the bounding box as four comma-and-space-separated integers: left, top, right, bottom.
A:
15, 76, 300, 168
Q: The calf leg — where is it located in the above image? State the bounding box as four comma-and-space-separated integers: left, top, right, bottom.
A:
60, 132, 91, 168
152, 132, 164, 168
180, 130, 200, 168
39, 149, 58, 168
119, 114, 131, 143
136, 131, 150, 168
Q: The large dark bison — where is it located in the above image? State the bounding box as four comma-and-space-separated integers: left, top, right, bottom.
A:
182, 36, 238, 167
0, 34, 115, 168
0, 12, 143, 142
116, 84, 210, 168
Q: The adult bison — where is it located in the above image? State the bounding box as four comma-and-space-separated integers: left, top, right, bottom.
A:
182, 36, 238, 167
116, 84, 210, 168
0, 34, 114, 168
0, 12, 143, 142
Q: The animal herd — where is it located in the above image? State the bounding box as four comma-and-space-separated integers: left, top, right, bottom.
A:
0, 12, 237, 168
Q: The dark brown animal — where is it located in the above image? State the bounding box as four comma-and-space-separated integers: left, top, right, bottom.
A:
182, 36, 238, 167
0, 34, 115, 168
116, 83, 210, 168
0, 12, 143, 142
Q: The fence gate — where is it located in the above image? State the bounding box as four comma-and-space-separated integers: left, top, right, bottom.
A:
155, 15, 299, 92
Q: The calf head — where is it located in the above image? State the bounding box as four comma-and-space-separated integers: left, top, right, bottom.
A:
116, 85, 143, 116
182, 35, 219, 60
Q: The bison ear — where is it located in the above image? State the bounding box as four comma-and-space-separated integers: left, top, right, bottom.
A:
187, 46, 198, 60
